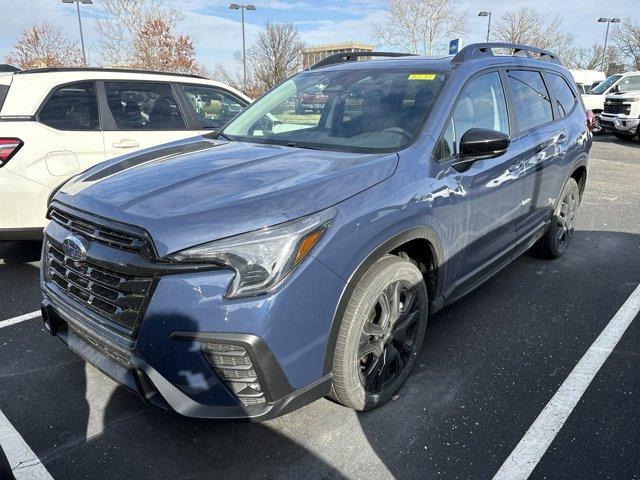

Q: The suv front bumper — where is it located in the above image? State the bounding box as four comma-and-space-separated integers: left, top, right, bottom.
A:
600, 113, 640, 134
41, 295, 333, 420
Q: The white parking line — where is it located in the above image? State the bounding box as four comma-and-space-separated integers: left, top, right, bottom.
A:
0, 410, 54, 480
0, 311, 41, 329
493, 283, 640, 480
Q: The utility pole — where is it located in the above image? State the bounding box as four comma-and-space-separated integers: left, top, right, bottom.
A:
598, 17, 621, 72
229, 3, 256, 92
478, 11, 491, 42
62, 0, 93, 66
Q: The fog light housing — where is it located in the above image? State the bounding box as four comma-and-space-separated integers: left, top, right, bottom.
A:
201, 342, 266, 406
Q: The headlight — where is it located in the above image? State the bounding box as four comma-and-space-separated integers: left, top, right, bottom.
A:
168, 208, 334, 298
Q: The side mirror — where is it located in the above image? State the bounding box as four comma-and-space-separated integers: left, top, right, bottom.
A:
453, 128, 510, 170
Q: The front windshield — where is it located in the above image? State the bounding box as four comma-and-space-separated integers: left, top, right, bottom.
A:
589, 75, 621, 94
223, 69, 446, 153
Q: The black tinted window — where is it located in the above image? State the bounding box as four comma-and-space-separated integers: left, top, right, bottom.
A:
547, 73, 577, 117
507, 70, 553, 132
181, 85, 246, 129
105, 82, 185, 130
39, 82, 99, 130
0, 85, 8, 112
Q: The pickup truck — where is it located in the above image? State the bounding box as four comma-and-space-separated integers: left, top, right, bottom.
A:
581, 71, 640, 134
600, 90, 640, 140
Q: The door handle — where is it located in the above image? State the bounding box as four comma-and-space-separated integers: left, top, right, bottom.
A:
113, 140, 140, 149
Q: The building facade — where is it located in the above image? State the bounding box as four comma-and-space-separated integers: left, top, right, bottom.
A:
302, 42, 374, 69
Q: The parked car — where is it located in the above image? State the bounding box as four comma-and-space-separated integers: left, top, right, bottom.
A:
41, 43, 591, 420
0, 68, 250, 240
600, 90, 640, 140
295, 85, 328, 113
582, 71, 640, 134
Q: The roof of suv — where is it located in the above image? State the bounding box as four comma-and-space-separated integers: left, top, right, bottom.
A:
307, 43, 565, 74
0, 68, 249, 117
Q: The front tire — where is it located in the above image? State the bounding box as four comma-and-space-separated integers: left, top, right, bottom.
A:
537, 177, 580, 258
330, 255, 428, 410
592, 114, 604, 135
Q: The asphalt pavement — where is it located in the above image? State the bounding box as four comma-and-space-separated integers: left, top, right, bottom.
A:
0, 135, 639, 480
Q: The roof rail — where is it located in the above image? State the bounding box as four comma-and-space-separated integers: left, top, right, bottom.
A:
309, 51, 415, 70
15, 67, 208, 79
451, 43, 562, 65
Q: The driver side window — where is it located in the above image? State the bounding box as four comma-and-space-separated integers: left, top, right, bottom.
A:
436, 72, 509, 160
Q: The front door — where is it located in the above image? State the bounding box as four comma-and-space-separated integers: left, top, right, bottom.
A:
436, 71, 525, 301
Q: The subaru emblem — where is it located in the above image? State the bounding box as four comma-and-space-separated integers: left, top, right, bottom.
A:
62, 235, 87, 262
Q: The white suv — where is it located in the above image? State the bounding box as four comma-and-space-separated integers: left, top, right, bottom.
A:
582, 71, 640, 134
0, 68, 250, 240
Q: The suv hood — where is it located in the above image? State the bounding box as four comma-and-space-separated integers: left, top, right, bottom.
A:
56, 137, 398, 256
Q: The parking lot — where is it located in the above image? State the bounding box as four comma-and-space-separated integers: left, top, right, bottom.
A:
0, 135, 639, 479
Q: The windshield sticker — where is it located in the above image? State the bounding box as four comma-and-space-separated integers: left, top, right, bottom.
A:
408, 73, 437, 81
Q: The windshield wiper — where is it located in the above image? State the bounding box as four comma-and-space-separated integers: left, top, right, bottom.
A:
285, 142, 324, 150
205, 130, 234, 141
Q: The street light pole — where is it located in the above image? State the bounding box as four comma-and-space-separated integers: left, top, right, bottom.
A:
229, 3, 256, 92
598, 17, 621, 72
478, 11, 491, 42
62, 0, 93, 66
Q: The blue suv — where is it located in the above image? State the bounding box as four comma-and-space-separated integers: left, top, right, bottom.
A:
41, 43, 592, 420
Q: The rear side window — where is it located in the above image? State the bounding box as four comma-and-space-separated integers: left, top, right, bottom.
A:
0, 85, 9, 112
436, 72, 509, 160
547, 73, 577, 118
181, 85, 246, 129
105, 82, 185, 130
507, 70, 553, 132
39, 82, 99, 130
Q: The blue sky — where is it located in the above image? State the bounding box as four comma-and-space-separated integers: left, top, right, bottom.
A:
1, 0, 638, 73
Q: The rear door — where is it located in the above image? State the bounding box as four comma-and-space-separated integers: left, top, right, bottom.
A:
35, 81, 106, 186
101, 81, 192, 158
505, 70, 565, 239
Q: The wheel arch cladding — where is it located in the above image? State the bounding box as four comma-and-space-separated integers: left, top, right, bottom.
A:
571, 165, 588, 197
322, 226, 444, 375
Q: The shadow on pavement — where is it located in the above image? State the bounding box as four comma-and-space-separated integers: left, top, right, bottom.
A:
0, 241, 42, 266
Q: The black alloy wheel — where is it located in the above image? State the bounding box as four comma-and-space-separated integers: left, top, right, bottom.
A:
359, 280, 422, 394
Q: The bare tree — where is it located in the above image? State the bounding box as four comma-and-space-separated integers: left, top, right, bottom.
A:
611, 18, 640, 71
565, 44, 622, 75
492, 8, 573, 57
373, 0, 468, 55
95, 0, 183, 66
5, 22, 83, 70
245, 22, 304, 92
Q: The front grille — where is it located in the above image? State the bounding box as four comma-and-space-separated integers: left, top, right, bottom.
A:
45, 240, 153, 336
50, 207, 147, 253
604, 101, 631, 115
201, 342, 266, 406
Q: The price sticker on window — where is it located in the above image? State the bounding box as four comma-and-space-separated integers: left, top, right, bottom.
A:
408, 73, 437, 81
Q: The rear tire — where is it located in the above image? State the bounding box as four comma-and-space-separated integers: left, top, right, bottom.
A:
537, 177, 580, 259
330, 255, 428, 411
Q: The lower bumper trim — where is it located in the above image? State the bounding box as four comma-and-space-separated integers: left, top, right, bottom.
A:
42, 300, 332, 421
